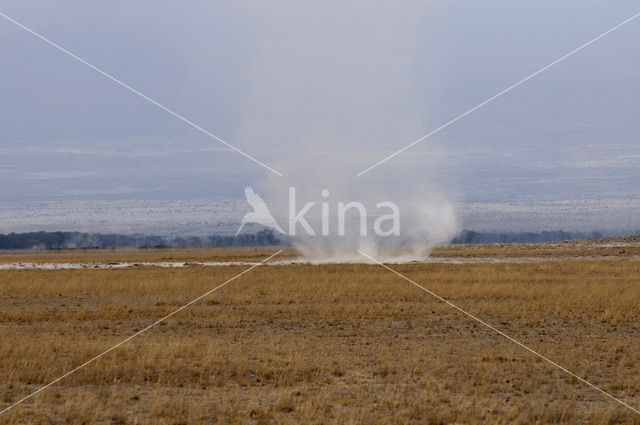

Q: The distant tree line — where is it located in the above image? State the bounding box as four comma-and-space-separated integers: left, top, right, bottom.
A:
0, 230, 282, 250
451, 230, 610, 244
0, 229, 635, 250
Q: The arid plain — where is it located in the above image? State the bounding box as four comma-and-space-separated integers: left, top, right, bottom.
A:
1, 239, 639, 424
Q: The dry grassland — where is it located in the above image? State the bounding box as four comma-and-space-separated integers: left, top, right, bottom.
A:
1, 244, 639, 424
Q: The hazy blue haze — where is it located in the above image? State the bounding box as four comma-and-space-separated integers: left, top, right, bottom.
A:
0, 1, 638, 231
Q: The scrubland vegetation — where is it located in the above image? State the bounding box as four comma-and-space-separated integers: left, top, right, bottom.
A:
1, 243, 639, 424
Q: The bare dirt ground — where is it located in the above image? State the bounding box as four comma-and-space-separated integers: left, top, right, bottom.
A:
1, 236, 640, 270
1, 239, 639, 424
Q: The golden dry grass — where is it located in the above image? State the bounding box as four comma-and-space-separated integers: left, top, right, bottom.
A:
1, 245, 640, 424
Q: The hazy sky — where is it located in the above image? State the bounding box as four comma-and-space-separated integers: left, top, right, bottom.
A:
1, 0, 639, 204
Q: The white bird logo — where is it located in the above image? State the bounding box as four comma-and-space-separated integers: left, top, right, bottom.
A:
235, 186, 285, 236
